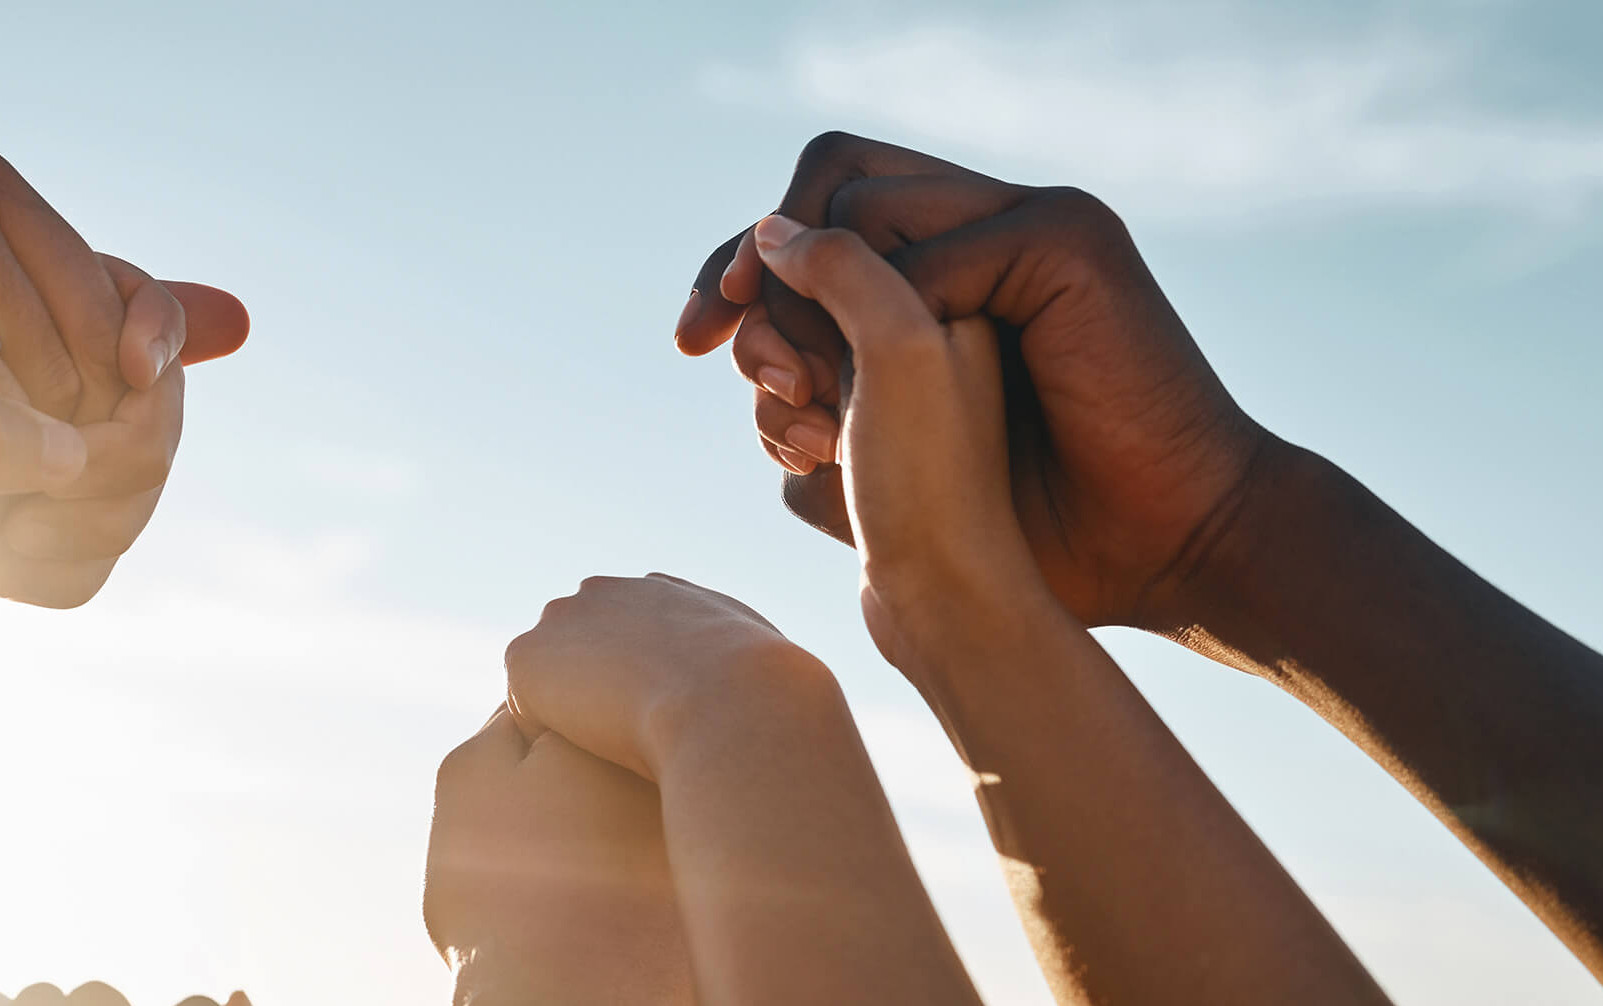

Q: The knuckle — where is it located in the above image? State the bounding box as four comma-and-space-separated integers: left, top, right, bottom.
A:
1039, 186, 1131, 256
825, 179, 871, 232
796, 130, 864, 176
799, 228, 863, 278
434, 743, 474, 790
503, 627, 541, 674
752, 390, 795, 438
730, 327, 765, 378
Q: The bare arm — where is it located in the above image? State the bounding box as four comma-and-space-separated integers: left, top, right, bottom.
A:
503, 575, 983, 1006
748, 214, 1387, 1004
1160, 438, 1603, 968
907, 575, 1389, 1004
682, 133, 1603, 978
651, 645, 982, 1006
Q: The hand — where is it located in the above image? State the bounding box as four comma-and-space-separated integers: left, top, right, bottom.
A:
677, 132, 1266, 630
503, 573, 828, 781
746, 214, 1045, 672
0, 156, 249, 608
425, 706, 693, 1005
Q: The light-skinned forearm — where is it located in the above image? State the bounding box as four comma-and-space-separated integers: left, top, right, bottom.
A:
905, 576, 1390, 1006
649, 650, 983, 1006
1151, 438, 1603, 977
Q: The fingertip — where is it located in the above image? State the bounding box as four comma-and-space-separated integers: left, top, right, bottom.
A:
775, 445, 817, 476
167, 283, 249, 365
679, 228, 751, 355
753, 214, 807, 255
674, 297, 745, 356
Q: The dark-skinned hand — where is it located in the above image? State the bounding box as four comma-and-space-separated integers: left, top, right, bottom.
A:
675, 132, 1265, 630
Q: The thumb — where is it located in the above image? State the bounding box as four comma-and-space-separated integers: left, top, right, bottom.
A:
752, 214, 942, 370
165, 282, 250, 365
0, 397, 88, 492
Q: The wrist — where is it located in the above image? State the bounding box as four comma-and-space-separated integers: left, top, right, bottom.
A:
640, 637, 848, 779
1140, 436, 1349, 662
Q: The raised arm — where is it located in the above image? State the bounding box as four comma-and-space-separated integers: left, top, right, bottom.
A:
680, 133, 1603, 978
502, 575, 983, 1006
748, 214, 1387, 1003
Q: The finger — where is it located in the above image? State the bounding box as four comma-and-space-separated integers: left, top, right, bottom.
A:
2, 486, 162, 561
676, 132, 972, 356
754, 387, 839, 464
757, 170, 1031, 386
731, 302, 813, 407
718, 225, 762, 304
760, 434, 811, 476
0, 396, 88, 493
0, 223, 78, 420
780, 467, 854, 547
674, 230, 748, 356
0, 157, 125, 422
887, 187, 1134, 331
436, 705, 532, 793
0, 551, 115, 608
48, 362, 183, 500
825, 172, 1028, 251
753, 217, 940, 366
164, 281, 250, 365
98, 255, 185, 390
775, 443, 816, 476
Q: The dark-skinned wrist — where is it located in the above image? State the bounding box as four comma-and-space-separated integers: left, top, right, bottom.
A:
1135, 434, 1331, 655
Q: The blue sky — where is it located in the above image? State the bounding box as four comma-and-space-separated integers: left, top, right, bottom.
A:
1, 1, 1600, 1003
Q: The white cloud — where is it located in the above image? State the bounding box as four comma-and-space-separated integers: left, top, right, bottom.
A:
703, 7, 1603, 223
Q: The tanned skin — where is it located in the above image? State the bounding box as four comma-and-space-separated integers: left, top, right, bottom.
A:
677, 132, 1603, 983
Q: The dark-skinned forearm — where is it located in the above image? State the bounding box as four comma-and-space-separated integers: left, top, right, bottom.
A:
1160, 437, 1603, 976
909, 588, 1389, 1006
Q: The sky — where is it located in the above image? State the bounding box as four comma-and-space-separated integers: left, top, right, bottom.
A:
1, 0, 1600, 1003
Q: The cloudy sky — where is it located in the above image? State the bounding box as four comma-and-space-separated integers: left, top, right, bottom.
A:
2, 1, 1600, 1003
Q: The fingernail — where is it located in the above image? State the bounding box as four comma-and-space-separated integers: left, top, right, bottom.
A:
757, 365, 801, 406
674, 290, 702, 338
785, 423, 835, 463
147, 340, 173, 383
754, 214, 806, 253
775, 446, 815, 475
41, 420, 88, 482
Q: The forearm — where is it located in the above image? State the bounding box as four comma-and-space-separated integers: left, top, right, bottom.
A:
652, 653, 981, 1006
909, 587, 1387, 1006
1163, 438, 1603, 974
